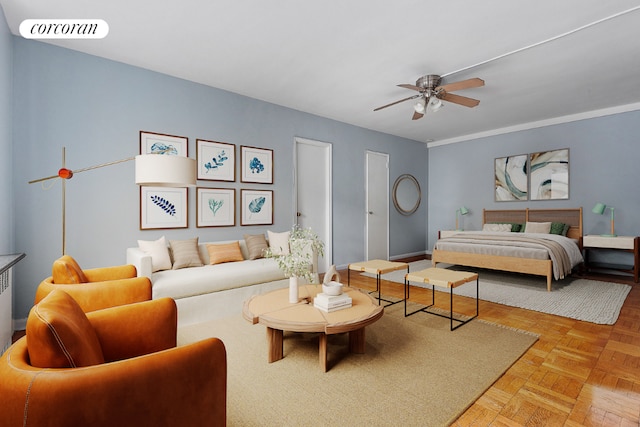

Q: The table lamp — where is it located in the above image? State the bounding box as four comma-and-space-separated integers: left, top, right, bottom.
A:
29, 147, 197, 254
455, 206, 469, 231
592, 202, 616, 237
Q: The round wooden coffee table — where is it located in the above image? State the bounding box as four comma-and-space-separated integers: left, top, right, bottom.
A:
242, 285, 383, 372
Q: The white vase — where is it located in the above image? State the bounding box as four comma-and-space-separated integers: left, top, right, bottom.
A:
289, 276, 299, 303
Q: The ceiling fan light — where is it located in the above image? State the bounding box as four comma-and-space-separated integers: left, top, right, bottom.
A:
413, 98, 426, 113
429, 97, 443, 112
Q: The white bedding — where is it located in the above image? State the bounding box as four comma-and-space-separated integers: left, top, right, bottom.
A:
434, 231, 584, 279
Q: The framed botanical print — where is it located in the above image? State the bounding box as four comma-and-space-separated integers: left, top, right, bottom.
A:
240, 189, 273, 225
241, 146, 273, 184
529, 148, 569, 200
495, 154, 528, 201
140, 131, 188, 156
140, 186, 188, 229
196, 139, 235, 181
196, 187, 235, 227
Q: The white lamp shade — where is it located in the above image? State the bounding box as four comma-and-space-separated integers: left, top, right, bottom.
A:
135, 154, 196, 187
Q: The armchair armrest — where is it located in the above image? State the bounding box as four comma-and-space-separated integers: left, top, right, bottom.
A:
88, 298, 177, 361
83, 264, 137, 281
35, 276, 152, 312
0, 337, 227, 426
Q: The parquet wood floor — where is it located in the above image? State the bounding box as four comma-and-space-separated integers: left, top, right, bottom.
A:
342, 258, 640, 427
14, 259, 638, 426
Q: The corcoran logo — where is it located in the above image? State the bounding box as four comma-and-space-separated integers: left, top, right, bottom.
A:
19, 19, 109, 39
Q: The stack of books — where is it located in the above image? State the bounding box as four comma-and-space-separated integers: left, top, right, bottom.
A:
313, 293, 352, 312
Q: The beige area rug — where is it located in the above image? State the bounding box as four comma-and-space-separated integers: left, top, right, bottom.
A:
365, 260, 631, 324
178, 303, 537, 427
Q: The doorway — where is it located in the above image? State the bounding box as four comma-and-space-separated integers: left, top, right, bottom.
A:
294, 137, 332, 273
365, 150, 389, 260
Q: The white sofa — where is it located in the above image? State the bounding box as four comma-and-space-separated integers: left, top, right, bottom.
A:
126, 239, 311, 326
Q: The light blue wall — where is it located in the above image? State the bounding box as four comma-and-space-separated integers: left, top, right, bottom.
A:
0, 8, 12, 254
11, 38, 428, 320
428, 111, 640, 261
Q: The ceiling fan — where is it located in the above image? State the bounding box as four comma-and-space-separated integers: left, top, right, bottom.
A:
374, 75, 485, 120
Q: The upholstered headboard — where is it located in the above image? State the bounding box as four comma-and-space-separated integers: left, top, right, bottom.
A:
483, 207, 583, 242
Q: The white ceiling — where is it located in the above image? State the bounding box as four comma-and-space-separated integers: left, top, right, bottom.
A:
2, 1, 640, 146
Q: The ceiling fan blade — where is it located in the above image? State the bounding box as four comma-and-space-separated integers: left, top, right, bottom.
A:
412, 111, 424, 120
398, 83, 423, 92
373, 94, 420, 111
440, 92, 480, 108
437, 77, 484, 93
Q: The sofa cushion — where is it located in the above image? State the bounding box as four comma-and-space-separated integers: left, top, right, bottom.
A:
244, 234, 268, 260
151, 259, 286, 300
267, 230, 290, 255
170, 237, 204, 269
52, 255, 88, 284
138, 236, 172, 272
207, 241, 244, 265
26, 290, 105, 368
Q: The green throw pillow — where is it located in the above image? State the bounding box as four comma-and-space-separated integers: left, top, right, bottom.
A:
549, 222, 569, 236
509, 223, 523, 233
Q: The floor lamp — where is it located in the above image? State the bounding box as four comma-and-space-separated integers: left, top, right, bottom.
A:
29, 147, 196, 255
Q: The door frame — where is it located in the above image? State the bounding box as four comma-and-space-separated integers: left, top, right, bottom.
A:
365, 150, 389, 260
293, 137, 333, 273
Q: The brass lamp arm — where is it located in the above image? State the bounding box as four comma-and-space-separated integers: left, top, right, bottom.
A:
28, 156, 135, 184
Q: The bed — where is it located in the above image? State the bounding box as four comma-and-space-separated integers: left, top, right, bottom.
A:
431, 208, 584, 291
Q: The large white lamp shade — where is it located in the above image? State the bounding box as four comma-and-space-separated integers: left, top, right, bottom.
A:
135, 154, 196, 187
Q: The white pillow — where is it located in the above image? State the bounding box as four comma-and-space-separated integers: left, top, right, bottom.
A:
524, 221, 552, 234
138, 236, 172, 272
482, 223, 512, 232
267, 230, 290, 255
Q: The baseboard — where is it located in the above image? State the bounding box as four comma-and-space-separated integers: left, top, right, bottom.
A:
390, 250, 428, 261
335, 250, 429, 271
13, 318, 27, 332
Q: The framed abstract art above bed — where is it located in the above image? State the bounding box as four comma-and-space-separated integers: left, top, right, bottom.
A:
495, 154, 528, 201
495, 148, 569, 201
529, 148, 569, 200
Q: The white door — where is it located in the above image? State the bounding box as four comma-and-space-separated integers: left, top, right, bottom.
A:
294, 137, 332, 274
365, 151, 389, 260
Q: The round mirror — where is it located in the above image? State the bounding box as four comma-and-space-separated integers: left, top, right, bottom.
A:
392, 174, 421, 216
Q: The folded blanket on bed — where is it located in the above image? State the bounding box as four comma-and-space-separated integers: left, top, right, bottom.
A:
435, 232, 583, 280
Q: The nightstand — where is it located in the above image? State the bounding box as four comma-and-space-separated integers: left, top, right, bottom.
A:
583, 235, 639, 283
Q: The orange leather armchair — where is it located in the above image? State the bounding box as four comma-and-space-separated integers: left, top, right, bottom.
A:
0, 290, 227, 427
35, 255, 152, 312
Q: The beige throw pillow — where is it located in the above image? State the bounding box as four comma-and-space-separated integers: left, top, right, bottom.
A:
524, 221, 552, 234
138, 236, 172, 272
169, 238, 203, 270
207, 241, 244, 265
482, 223, 513, 232
267, 230, 290, 255
244, 234, 268, 260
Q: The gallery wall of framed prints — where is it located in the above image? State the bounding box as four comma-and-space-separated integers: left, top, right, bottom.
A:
138, 130, 275, 230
